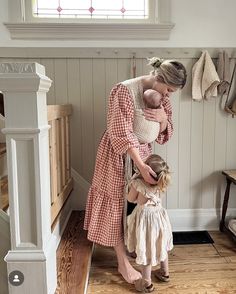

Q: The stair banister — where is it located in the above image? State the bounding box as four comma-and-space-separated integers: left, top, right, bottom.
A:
0, 62, 57, 294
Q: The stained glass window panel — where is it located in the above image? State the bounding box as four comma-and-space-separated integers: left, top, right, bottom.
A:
33, 0, 148, 19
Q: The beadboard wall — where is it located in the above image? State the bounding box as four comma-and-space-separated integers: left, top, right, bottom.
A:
0, 47, 236, 213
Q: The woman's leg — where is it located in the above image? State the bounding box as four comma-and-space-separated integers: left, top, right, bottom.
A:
114, 240, 141, 284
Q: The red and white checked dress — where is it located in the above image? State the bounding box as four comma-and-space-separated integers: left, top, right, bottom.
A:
83, 78, 173, 246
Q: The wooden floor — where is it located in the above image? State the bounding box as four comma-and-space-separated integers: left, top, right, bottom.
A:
55, 211, 93, 294
88, 231, 236, 294
55, 211, 236, 294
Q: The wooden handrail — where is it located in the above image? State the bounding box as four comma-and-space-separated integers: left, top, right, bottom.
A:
47, 104, 72, 121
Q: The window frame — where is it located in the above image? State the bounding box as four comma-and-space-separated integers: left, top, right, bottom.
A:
5, 0, 174, 40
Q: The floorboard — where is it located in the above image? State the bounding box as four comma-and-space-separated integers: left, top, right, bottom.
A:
88, 231, 236, 294
55, 211, 93, 294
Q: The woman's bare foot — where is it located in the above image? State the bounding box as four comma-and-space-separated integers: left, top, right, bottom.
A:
118, 259, 141, 284
114, 240, 141, 284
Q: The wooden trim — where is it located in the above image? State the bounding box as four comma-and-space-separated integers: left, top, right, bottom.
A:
0, 143, 6, 157
47, 104, 72, 122
61, 117, 66, 188
55, 118, 62, 195
51, 177, 73, 225
0, 176, 9, 211
65, 117, 70, 181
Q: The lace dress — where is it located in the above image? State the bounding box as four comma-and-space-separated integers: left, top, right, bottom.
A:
127, 178, 173, 266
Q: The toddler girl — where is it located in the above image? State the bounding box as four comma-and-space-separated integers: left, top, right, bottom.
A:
126, 154, 173, 292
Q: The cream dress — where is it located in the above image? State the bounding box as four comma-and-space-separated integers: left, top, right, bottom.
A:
127, 178, 173, 266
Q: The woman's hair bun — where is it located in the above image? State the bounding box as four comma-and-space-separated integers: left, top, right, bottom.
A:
147, 57, 164, 69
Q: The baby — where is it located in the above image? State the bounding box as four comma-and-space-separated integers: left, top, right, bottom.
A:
133, 89, 162, 144
143, 89, 162, 109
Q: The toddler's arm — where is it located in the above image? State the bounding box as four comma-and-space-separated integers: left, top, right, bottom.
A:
127, 184, 138, 203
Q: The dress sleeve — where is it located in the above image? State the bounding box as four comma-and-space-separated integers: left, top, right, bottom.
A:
130, 178, 147, 196
107, 84, 139, 154
156, 96, 173, 145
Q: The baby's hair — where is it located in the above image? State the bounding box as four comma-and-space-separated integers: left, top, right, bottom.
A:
147, 57, 187, 89
136, 154, 171, 192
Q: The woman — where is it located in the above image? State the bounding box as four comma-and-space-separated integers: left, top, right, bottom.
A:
84, 57, 187, 284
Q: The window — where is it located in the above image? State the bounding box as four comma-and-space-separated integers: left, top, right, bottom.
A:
33, 0, 148, 20
6, 0, 174, 40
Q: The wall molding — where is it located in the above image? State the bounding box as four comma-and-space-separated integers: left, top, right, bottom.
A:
168, 208, 236, 232
0, 47, 235, 59
4, 23, 174, 41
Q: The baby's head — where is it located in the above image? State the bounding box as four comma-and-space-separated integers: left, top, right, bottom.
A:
143, 89, 162, 109
145, 154, 170, 191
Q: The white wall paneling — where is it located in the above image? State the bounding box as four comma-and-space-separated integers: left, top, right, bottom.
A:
0, 50, 235, 216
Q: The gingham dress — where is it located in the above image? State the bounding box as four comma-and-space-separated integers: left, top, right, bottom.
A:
83, 78, 173, 247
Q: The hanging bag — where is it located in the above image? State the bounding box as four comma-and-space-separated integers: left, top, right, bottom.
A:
224, 62, 236, 117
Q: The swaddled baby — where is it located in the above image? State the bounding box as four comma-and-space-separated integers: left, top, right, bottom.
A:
133, 89, 162, 143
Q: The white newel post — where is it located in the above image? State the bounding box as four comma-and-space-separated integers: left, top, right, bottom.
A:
0, 63, 57, 294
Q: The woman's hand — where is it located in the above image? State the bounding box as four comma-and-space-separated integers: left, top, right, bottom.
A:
143, 104, 167, 123
137, 162, 157, 185
143, 105, 168, 133
127, 147, 157, 185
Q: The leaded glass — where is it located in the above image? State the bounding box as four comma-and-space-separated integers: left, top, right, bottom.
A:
32, 0, 148, 19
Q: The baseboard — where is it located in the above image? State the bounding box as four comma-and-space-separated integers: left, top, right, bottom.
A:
71, 168, 90, 210
52, 195, 73, 250
168, 208, 236, 231
70, 168, 236, 232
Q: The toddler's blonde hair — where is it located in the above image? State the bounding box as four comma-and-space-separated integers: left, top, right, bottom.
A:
136, 154, 171, 192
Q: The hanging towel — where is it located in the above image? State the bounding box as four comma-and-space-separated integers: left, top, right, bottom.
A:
217, 51, 230, 96
192, 50, 220, 101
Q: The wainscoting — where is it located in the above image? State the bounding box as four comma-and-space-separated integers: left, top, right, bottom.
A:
0, 48, 236, 216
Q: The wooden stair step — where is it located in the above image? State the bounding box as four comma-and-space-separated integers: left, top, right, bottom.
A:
55, 210, 93, 294
0, 143, 6, 157
0, 176, 9, 211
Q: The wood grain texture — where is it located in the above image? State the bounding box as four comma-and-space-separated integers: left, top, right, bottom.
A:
87, 231, 236, 294
0, 175, 8, 211
55, 211, 93, 294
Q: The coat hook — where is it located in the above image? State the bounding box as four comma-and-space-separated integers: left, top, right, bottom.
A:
114, 50, 118, 55
96, 50, 101, 55
148, 51, 154, 55
166, 51, 171, 55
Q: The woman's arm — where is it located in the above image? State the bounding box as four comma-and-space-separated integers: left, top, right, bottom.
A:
127, 147, 157, 185
127, 184, 139, 203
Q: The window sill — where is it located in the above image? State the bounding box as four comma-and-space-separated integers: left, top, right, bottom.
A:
4, 22, 175, 40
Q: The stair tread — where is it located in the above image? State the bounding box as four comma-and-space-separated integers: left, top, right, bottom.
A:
0, 176, 8, 211
55, 210, 93, 294
0, 143, 6, 156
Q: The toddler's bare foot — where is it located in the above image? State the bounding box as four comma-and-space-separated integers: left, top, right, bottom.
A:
118, 261, 141, 284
